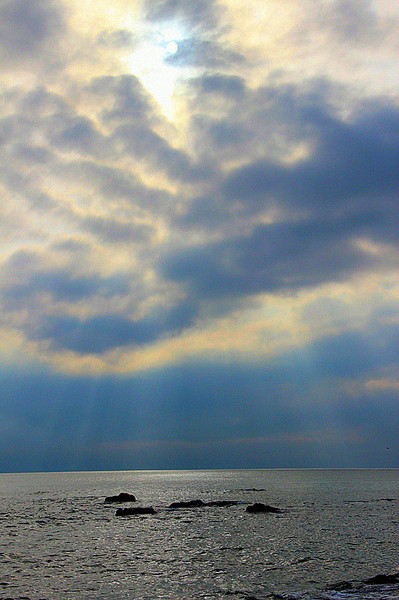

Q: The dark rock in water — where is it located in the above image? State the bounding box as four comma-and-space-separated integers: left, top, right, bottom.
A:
326, 580, 353, 591
206, 500, 239, 507
115, 506, 156, 516
169, 499, 205, 509
104, 492, 136, 504
295, 556, 312, 564
246, 502, 281, 514
168, 499, 239, 509
364, 573, 399, 585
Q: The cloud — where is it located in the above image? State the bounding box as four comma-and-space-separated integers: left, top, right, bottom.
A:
3, 270, 130, 307
1, 359, 398, 471
144, 0, 222, 32
308, 330, 377, 378
50, 115, 110, 158
96, 29, 137, 49
0, 0, 397, 390
143, 0, 239, 70
164, 37, 244, 68
169, 82, 399, 317
112, 122, 213, 181
81, 215, 155, 243
88, 75, 158, 125
163, 217, 373, 300
0, 0, 65, 65
190, 73, 247, 99
27, 299, 199, 354
302, 0, 396, 47
222, 97, 399, 213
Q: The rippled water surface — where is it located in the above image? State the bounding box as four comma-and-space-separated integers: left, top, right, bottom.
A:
0, 469, 398, 599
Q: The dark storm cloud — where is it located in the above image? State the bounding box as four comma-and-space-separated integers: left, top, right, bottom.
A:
29, 299, 198, 354
278, 320, 399, 382
36, 314, 158, 353
183, 78, 399, 213
3, 270, 130, 307
163, 216, 373, 299
13, 144, 53, 166
224, 102, 399, 212
171, 83, 399, 308
0, 0, 64, 64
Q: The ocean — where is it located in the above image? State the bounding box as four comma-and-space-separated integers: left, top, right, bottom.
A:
0, 469, 398, 600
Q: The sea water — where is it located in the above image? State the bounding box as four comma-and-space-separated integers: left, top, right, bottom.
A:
0, 469, 398, 600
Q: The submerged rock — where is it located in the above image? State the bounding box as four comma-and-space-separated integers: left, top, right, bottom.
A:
169, 499, 205, 509
104, 492, 137, 504
364, 573, 399, 585
246, 502, 281, 514
115, 506, 156, 516
326, 581, 353, 591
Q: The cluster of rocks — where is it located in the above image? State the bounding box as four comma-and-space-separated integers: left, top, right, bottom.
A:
104, 493, 282, 517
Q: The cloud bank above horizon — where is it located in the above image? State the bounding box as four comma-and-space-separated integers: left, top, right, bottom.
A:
1, 0, 399, 471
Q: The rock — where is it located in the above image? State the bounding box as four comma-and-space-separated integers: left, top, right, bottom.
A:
115, 506, 156, 516
246, 502, 281, 514
326, 581, 353, 591
168, 499, 240, 509
364, 573, 399, 585
104, 492, 136, 504
169, 499, 205, 509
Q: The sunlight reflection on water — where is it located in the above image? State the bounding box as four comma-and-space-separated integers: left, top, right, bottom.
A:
0, 469, 398, 599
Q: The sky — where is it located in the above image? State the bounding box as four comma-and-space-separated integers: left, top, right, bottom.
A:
1, 0, 399, 472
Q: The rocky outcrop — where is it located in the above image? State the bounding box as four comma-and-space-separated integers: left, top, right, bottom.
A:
104, 492, 136, 504
245, 502, 281, 514
169, 499, 205, 509
115, 506, 156, 516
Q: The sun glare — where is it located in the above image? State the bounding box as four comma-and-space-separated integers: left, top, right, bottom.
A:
124, 23, 185, 119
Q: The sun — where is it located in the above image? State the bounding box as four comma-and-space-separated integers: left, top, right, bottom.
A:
166, 40, 179, 55
124, 23, 186, 119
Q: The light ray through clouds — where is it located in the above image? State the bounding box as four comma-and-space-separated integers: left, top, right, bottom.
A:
0, 0, 399, 471
124, 21, 188, 118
